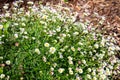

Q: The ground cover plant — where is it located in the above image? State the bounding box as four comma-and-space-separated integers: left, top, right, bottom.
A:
0, 1, 120, 80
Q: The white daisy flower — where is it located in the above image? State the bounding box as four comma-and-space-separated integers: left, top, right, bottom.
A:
71, 46, 75, 52
35, 48, 40, 54
44, 43, 50, 47
58, 68, 65, 73
0, 24, 3, 29
0, 74, 5, 79
5, 60, 11, 65
49, 47, 56, 54
94, 44, 99, 49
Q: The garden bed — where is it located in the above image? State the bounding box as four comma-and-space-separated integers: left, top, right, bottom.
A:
0, 0, 120, 80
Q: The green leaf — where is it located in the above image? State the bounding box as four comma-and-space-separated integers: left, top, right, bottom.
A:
3, 21, 10, 34
0, 67, 3, 74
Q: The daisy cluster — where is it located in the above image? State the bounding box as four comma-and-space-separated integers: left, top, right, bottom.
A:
0, 1, 120, 80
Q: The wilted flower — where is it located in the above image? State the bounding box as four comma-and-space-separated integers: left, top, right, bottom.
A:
58, 68, 65, 73
35, 48, 40, 54
49, 47, 56, 54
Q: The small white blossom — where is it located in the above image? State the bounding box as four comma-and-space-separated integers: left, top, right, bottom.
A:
105, 68, 111, 75
59, 52, 63, 58
49, 47, 56, 54
82, 60, 86, 64
42, 56, 46, 62
32, 37, 35, 40
5, 12, 10, 17
14, 34, 18, 38
53, 63, 57, 68
69, 68, 73, 75
88, 68, 91, 72
71, 46, 75, 52
100, 74, 106, 80
68, 56, 73, 61
24, 31, 27, 34
73, 32, 79, 36
78, 68, 83, 74
87, 74, 91, 79
100, 41, 105, 47
21, 23, 26, 26
56, 27, 61, 32
76, 76, 80, 80
0, 56, 3, 59
92, 71, 96, 75
3, 5, 8, 9
5, 60, 11, 65
0, 25, 3, 29
78, 42, 83, 45
0, 74, 5, 79
50, 67, 54, 71
93, 77, 97, 80
13, 2, 18, 7
44, 43, 50, 47
68, 60, 73, 64
58, 68, 65, 73
35, 48, 40, 54
27, 1, 34, 5
94, 44, 99, 49
83, 30, 88, 33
